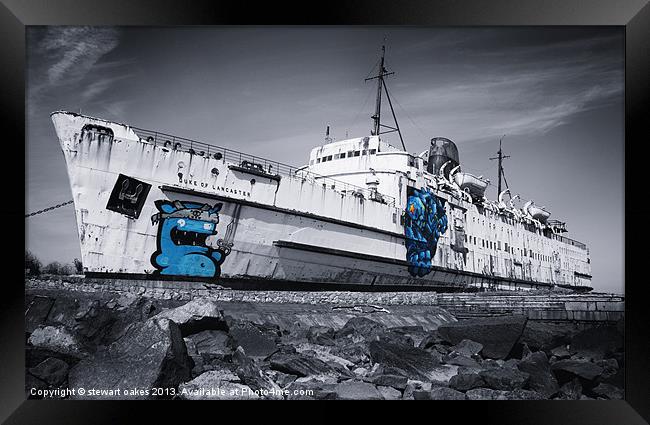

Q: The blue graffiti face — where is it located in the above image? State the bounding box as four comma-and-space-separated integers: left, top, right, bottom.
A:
404, 188, 448, 277
150, 200, 228, 279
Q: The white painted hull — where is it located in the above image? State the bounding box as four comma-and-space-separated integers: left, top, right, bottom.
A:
51, 111, 592, 290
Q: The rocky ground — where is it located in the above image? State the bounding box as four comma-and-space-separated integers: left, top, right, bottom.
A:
25, 285, 624, 400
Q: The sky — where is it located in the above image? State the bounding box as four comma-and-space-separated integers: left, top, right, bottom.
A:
26, 27, 624, 294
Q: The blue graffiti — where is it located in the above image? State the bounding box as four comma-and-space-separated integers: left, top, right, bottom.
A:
150, 200, 228, 279
404, 188, 448, 277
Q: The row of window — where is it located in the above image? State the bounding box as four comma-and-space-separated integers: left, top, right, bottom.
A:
313, 148, 377, 164
464, 234, 554, 262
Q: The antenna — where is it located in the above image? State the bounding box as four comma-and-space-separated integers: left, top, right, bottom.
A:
365, 44, 406, 151
489, 135, 511, 198
325, 125, 332, 143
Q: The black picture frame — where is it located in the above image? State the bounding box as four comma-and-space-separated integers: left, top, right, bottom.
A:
9, 0, 649, 423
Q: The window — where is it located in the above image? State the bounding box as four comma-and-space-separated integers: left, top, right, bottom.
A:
327, 155, 332, 161
340, 152, 346, 159
362, 150, 367, 155
334, 154, 340, 159
354, 151, 360, 157
316, 158, 321, 163
369, 149, 376, 154
348, 151, 354, 157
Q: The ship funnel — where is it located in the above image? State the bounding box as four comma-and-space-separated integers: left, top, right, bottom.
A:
427, 137, 459, 178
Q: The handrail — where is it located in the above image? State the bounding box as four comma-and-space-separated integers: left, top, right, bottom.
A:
131, 126, 396, 207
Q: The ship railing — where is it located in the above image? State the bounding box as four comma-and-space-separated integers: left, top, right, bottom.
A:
551, 233, 587, 250
131, 126, 396, 207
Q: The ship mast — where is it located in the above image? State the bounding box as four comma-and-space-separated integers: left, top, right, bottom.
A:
365, 45, 406, 151
490, 135, 511, 197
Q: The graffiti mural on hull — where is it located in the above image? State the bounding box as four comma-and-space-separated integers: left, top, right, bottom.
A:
150, 200, 229, 279
404, 187, 448, 277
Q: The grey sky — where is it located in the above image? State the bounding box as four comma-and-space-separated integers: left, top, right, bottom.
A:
26, 27, 624, 294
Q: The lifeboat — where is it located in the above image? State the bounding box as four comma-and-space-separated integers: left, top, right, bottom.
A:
453, 172, 488, 197
526, 203, 551, 223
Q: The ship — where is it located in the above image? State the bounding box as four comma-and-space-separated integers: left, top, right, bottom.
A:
50, 46, 592, 292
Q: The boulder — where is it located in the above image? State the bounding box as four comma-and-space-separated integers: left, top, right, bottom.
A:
386, 325, 428, 347
232, 347, 283, 400
555, 378, 583, 400
403, 380, 432, 400
479, 367, 529, 391
336, 317, 386, 340
68, 318, 191, 399
25, 296, 55, 334
449, 339, 483, 357
25, 373, 48, 398
519, 321, 578, 353
186, 330, 232, 361
550, 345, 574, 359
368, 340, 442, 382
418, 330, 446, 350
28, 326, 87, 359
177, 370, 258, 400
369, 374, 408, 390
437, 316, 527, 359
415, 386, 466, 400
465, 388, 508, 400
570, 326, 623, 361
268, 370, 298, 388
516, 351, 559, 398
377, 385, 402, 400
286, 380, 337, 400
591, 383, 623, 400
228, 321, 279, 359
449, 373, 485, 392
28, 357, 69, 387
294, 343, 355, 370
504, 389, 545, 400
331, 342, 371, 366
551, 359, 604, 383
269, 351, 335, 377
154, 299, 226, 336
334, 380, 383, 400
443, 353, 482, 369
307, 326, 336, 346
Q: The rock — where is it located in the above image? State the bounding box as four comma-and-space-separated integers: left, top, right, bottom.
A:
68, 318, 191, 399
377, 385, 402, 400
331, 342, 370, 366
415, 386, 466, 400
378, 331, 415, 347
403, 380, 432, 400
369, 374, 408, 390
336, 317, 386, 340
555, 378, 582, 400
418, 330, 446, 350
28, 326, 87, 358
465, 388, 508, 400
443, 353, 482, 369
437, 316, 527, 359
228, 321, 279, 359
268, 370, 297, 388
178, 370, 258, 400
519, 321, 578, 353
232, 347, 283, 400
28, 357, 69, 387
550, 345, 574, 359
269, 351, 335, 377
186, 330, 232, 361
602, 368, 624, 388
294, 343, 355, 369
479, 367, 529, 391
386, 326, 428, 347
307, 326, 336, 346
504, 389, 545, 400
450, 339, 483, 357
25, 373, 48, 398
25, 296, 55, 334
368, 340, 442, 382
591, 383, 623, 400
570, 325, 623, 361
449, 373, 485, 392
286, 380, 336, 400
551, 359, 604, 383
334, 380, 383, 400
154, 299, 226, 336
516, 351, 559, 398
